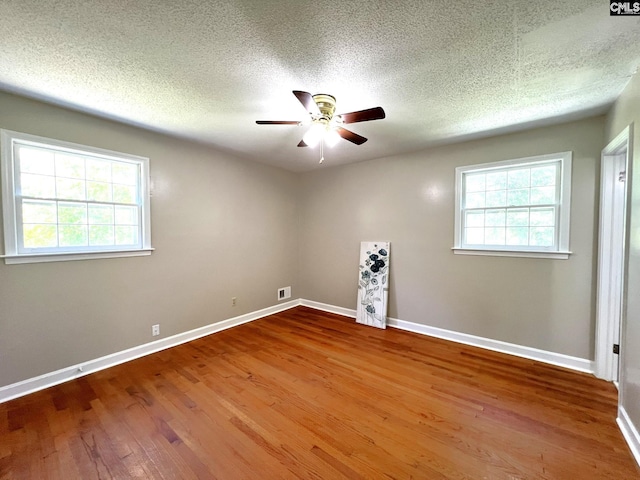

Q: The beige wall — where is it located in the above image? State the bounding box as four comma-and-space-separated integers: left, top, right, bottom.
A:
606, 72, 640, 438
0, 92, 299, 387
298, 116, 604, 359
0, 89, 608, 391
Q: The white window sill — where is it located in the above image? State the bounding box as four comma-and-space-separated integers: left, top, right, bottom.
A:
452, 247, 572, 260
1, 248, 154, 264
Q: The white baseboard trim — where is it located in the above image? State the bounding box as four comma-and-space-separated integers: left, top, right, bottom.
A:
389, 316, 594, 373
300, 299, 356, 318
618, 406, 640, 468
300, 299, 594, 374
0, 298, 596, 404
0, 299, 300, 404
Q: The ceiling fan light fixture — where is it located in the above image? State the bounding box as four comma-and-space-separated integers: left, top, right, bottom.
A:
302, 123, 324, 147
325, 128, 341, 147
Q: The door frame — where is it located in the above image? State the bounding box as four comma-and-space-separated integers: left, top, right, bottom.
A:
595, 125, 632, 381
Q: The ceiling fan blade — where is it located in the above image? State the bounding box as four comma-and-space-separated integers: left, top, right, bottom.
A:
293, 90, 320, 115
338, 107, 386, 124
297, 140, 308, 147
337, 127, 368, 145
256, 120, 300, 125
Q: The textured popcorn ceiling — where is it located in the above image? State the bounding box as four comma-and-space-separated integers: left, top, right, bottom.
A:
0, 0, 638, 171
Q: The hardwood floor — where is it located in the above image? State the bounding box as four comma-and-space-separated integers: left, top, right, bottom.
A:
1, 306, 638, 479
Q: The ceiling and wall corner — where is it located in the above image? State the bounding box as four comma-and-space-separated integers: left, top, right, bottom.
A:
0, 0, 637, 386
1, 0, 640, 463
0, 0, 638, 172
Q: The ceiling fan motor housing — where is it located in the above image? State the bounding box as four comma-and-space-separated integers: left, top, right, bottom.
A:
312, 94, 337, 122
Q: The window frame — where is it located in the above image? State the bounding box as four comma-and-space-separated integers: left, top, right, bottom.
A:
1, 129, 153, 264
453, 151, 572, 259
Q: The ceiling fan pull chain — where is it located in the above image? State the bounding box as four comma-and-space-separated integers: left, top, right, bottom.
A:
320, 140, 324, 164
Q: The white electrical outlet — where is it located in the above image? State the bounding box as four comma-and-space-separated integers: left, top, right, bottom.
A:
277, 286, 291, 301
232, 297, 237, 307
152, 324, 160, 336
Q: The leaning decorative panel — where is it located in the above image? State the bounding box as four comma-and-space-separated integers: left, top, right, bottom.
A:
356, 242, 390, 329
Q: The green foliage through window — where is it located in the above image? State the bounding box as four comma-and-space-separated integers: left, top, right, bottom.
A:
3, 133, 148, 255
456, 153, 571, 255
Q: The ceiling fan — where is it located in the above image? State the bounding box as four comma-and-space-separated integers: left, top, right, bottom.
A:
256, 91, 385, 151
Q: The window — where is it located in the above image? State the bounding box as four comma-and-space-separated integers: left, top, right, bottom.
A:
454, 152, 572, 259
1, 130, 152, 264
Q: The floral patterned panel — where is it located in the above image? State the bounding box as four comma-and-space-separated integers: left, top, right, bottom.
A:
356, 242, 390, 329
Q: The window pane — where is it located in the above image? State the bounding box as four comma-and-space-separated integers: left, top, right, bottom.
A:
56, 178, 86, 201
89, 225, 114, 245
88, 205, 114, 224
506, 227, 529, 246
507, 188, 529, 206
507, 209, 529, 227
5, 131, 149, 258
21, 173, 56, 198
486, 172, 506, 191
456, 153, 570, 255
59, 225, 88, 246
112, 162, 138, 185
115, 226, 138, 245
87, 181, 112, 202
466, 192, 485, 208
18, 147, 55, 175
531, 165, 556, 187
55, 153, 85, 179
113, 184, 136, 204
465, 211, 484, 228
22, 200, 56, 223
465, 228, 484, 244
485, 209, 505, 227
23, 224, 57, 248
465, 173, 485, 192
530, 186, 555, 205
508, 168, 530, 189
115, 206, 138, 225
530, 207, 555, 227
58, 202, 87, 224
86, 159, 112, 182
486, 190, 506, 207
485, 227, 505, 245
530, 227, 554, 246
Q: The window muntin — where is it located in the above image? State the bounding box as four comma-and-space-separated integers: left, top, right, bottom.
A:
1, 130, 152, 263
454, 152, 571, 258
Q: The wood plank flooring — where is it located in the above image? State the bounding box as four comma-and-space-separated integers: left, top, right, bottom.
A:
1, 306, 638, 479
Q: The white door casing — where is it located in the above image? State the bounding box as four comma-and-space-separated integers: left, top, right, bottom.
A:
595, 126, 632, 382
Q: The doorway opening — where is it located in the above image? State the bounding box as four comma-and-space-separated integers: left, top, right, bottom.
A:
595, 125, 632, 382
